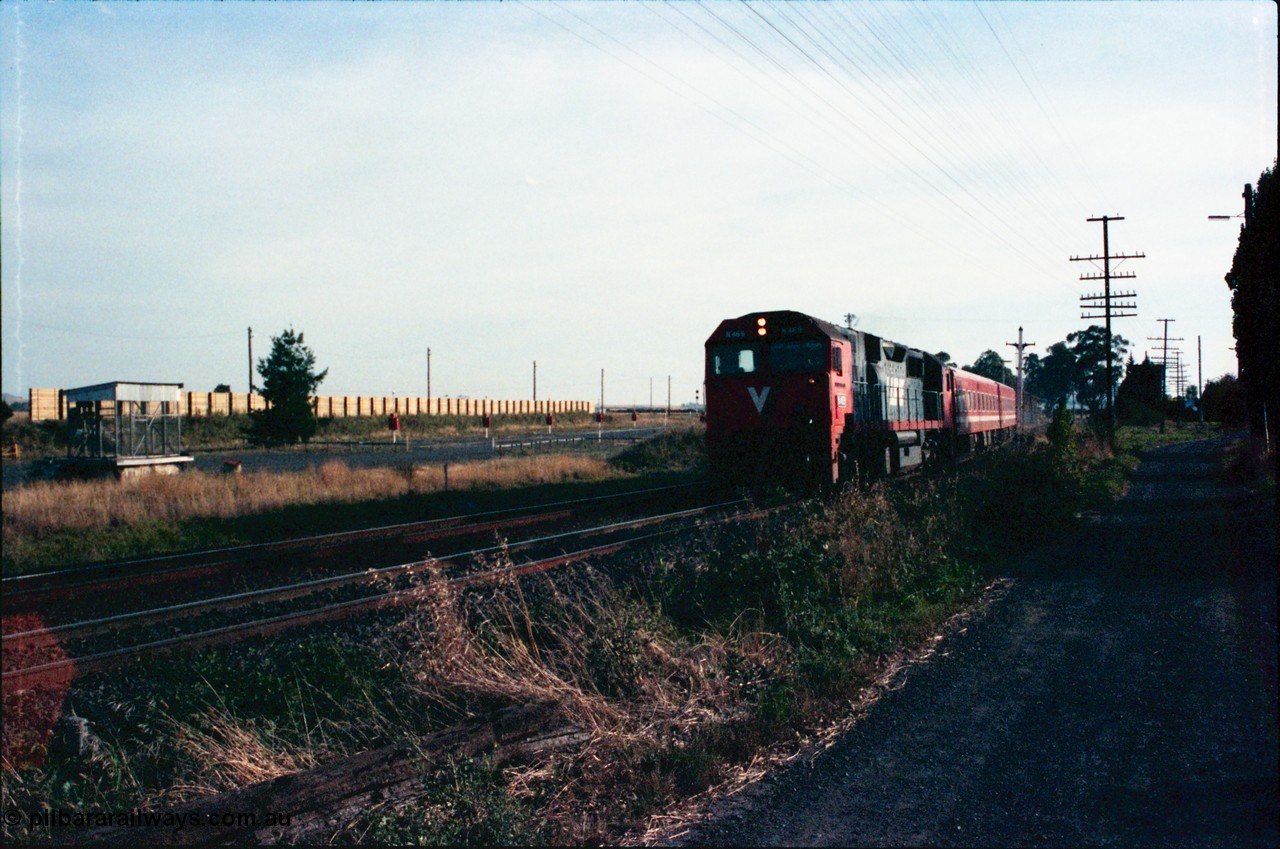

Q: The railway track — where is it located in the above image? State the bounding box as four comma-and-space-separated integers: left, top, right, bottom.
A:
1, 482, 701, 617
3, 493, 766, 692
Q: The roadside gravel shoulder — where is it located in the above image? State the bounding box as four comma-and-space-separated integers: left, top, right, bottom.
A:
649, 437, 1277, 847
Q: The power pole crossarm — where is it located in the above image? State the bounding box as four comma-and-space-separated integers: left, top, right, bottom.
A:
1070, 214, 1144, 434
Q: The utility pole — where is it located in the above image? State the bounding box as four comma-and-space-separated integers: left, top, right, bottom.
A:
1071, 215, 1144, 434
1197, 336, 1204, 428
426, 348, 432, 406
1006, 326, 1035, 434
1148, 319, 1182, 433
247, 327, 254, 394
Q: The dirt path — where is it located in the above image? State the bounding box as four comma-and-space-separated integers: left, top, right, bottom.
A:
665, 438, 1278, 847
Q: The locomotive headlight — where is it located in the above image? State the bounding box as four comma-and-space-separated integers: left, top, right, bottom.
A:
756, 317, 767, 335
757, 327, 767, 336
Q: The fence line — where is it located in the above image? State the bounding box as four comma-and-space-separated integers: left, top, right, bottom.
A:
27, 389, 591, 423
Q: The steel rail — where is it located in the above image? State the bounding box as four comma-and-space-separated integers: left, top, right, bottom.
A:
1, 482, 696, 603
3, 503, 772, 692
3, 498, 744, 649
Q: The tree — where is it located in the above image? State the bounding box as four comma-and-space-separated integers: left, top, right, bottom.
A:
1223, 161, 1278, 446
964, 350, 1014, 385
1022, 352, 1043, 392
0, 399, 12, 427
933, 351, 956, 367
1201, 374, 1247, 425
1116, 355, 1164, 425
1066, 325, 1130, 418
249, 328, 328, 445
1027, 342, 1075, 411
214, 383, 232, 393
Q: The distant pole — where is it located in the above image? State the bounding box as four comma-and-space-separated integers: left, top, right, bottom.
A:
667, 375, 671, 419
1197, 336, 1204, 427
1159, 319, 1172, 433
1006, 326, 1035, 434
1149, 319, 1181, 434
247, 327, 254, 394
533, 360, 537, 402
427, 348, 432, 405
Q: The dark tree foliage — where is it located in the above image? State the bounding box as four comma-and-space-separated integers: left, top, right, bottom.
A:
0, 399, 12, 426
1027, 341, 1076, 410
933, 351, 956, 367
1022, 352, 1043, 389
213, 383, 232, 393
1066, 325, 1130, 418
1201, 374, 1248, 425
249, 328, 328, 446
964, 350, 1014, 385
1223, 161, 1278, 444
1046, 397, 1075, 454
1116, 355, 1165, 425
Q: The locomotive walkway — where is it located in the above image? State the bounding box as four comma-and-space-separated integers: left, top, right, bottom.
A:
659, 437, 1278, 847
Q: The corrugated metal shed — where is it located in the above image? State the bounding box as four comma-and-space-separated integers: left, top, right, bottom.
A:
63, 382, 185, 404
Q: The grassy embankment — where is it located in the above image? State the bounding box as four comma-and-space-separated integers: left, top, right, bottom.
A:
2, 424, 1246, 845
1, 423, 704, 576
1, 410, 684, 458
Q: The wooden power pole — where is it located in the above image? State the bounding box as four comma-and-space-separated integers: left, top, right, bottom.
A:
1071, 215, 1144, 434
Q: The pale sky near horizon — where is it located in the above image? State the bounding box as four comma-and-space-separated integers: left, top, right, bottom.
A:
2, 1, 1275, 406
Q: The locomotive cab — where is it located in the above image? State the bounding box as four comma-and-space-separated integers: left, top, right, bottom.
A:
704, 311, 850, 487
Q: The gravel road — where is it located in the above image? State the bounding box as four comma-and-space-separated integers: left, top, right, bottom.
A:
663, 437, 1278, 847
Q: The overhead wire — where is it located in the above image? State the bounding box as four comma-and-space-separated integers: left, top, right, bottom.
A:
529, 0, 1004, 273
527, 0, 1122, 328
731, 0, 1072, 284
779, 0, 1078, 281
820, 0, 1082, 266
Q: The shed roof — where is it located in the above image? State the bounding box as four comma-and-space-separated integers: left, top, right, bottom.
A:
63, 382, 185, 403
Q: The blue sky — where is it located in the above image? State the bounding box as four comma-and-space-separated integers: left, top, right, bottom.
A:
2, 1, 1275, 405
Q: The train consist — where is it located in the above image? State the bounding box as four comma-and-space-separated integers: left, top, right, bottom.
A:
704, 310, 1017, 486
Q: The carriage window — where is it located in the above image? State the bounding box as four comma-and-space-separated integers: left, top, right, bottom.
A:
832, 344, 843, 376
709, 344, 759, 375
769, 341, 826, 373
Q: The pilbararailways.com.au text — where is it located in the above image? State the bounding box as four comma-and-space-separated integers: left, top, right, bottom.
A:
6, 807, 292, 832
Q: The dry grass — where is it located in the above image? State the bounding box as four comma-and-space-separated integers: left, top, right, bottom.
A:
2, 455, 618, 537
165, 708, 319, 800
394, 559, 788, 842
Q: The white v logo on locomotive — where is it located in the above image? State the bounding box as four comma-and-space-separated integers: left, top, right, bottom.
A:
747, 386, 770, 414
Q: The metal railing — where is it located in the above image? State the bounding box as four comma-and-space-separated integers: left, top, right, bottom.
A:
853, 382, 942, 423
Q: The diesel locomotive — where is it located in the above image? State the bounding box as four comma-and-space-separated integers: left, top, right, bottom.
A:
704, 310, 1017, 486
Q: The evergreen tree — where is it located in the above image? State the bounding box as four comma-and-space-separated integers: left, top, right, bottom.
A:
1116, 355, 1164, 425
1027, 341, 1076, 411
249, 328, 328, 445
964, 350, 1015, 385
1066, 325, 1130, 418
1223, 162, 1277, 447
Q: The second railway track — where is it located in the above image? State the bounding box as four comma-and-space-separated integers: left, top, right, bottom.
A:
3, 489, 770, 692
1, 482, 703, 619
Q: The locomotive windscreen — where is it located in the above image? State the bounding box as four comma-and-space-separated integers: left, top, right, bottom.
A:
768, 341, 826, 373
709, 344, 760, 375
